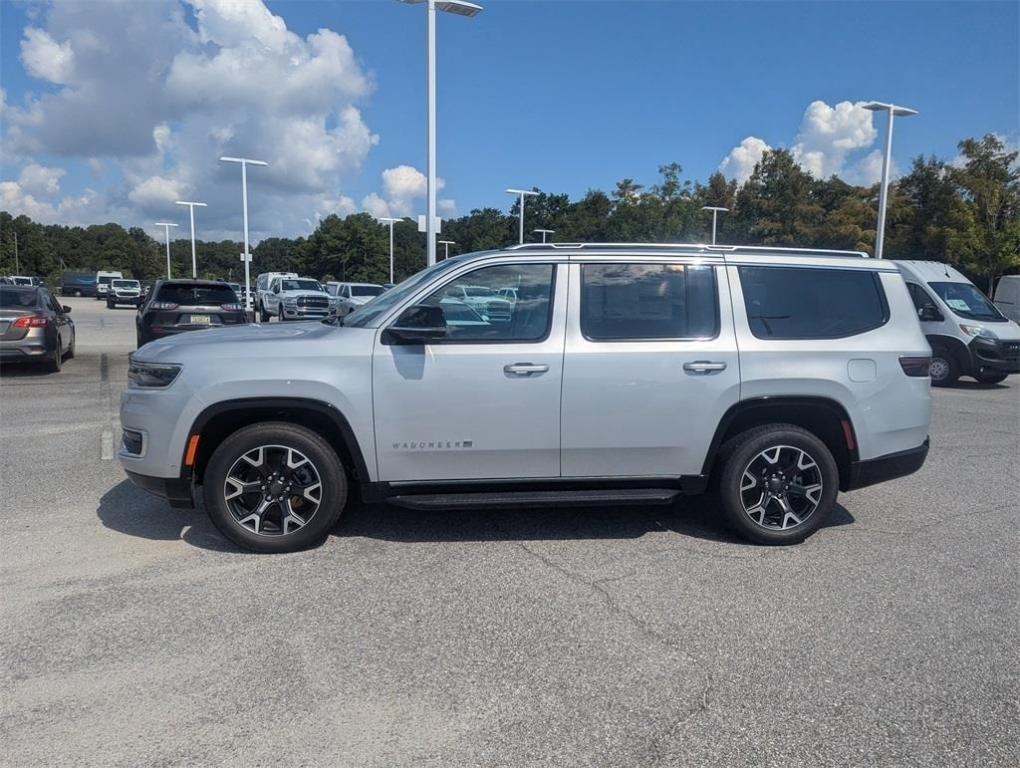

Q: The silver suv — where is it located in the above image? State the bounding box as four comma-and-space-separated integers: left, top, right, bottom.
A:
119, 243, 932, 553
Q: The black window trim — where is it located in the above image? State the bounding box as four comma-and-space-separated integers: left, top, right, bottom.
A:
388, 261, 559, 346
579, 262, 721, 344
738, 265, 890, 341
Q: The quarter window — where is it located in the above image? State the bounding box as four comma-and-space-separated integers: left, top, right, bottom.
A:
580, 263, 718, 341
738, 266, 888, 340
417, 263, 555, 342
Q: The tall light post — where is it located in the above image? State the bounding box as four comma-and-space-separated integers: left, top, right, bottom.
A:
863, 101, 918, 259
506, 188, 539, 244
379, 217, 401, 283
534, 228, 554, 243
400, 0, 483, 267
220, 156, 268, 310
438, 239, 455, 260
175, 201, 207, 277
701, 206, 728, 245
154, 222, 179, 279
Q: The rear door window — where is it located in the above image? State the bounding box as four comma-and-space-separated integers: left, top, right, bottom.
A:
157, 284, 237, 306
580, 263, 718, 341
738, 266, 888, 340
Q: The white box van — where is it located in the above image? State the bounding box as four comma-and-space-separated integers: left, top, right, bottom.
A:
896, 260, 1020, 385
95, 270, 124, 300
992, 275, 1020, 324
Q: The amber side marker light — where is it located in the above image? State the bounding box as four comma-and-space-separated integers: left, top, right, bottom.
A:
184, 435, 201, 467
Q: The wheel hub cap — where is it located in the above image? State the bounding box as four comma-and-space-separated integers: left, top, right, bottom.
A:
740, 445, 823, 531
223, 445, 323, 537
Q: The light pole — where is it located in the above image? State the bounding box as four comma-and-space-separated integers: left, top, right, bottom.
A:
701, 206, 728, 245
379, 217, 400, 283
534, 228, 554, 243
863, 101, 918, 259
175, 201, 207, 277
506, 188, 539, 244
438, 240, 455, 260
154, 222, 179, 279
400, 0, 484, 267
220, 156, 268, 310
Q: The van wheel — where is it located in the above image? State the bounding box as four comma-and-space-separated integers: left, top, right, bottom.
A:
202, 422, 348, 553
74, 289, 82, 297
929, 348, 959, 387
718, 424, 839, 545
974, 370, 1008, 385
259, 301, 270, 322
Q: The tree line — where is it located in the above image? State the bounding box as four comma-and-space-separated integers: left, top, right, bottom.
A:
1, 134, 1016, 291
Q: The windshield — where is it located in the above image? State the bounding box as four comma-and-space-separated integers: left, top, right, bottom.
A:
351, 285, 384, 297
112, 280, 139, 289
12, 277, 33, 285
344, 259, 462, 328
281, 279, 322, 292
0, 287, 38, 307
97, 276, 116, 285
928, 281, 1005, 321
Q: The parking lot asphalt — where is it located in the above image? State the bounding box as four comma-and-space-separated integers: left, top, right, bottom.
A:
1, 296, 1018, 767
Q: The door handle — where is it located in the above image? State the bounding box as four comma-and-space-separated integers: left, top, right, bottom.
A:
683, 360, 727, 374
504, 363, 549, 376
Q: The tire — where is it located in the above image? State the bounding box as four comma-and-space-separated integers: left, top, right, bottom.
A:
64, 329, 75, 360
202, 422, 348, 553
74, 289, 82, 297
974, 370, 1008, 385
259, 301, 270, 323
717, 424, 839, 545
46, 339, 63, 373
929, 347, 960, 387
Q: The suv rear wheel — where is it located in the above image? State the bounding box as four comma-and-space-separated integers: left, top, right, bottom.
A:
203, 422, 347, 553
718, 424, 839, 545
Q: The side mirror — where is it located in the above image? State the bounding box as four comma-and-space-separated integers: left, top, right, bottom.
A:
918, 306, 941, 322
62, 305, 72, 313
383, 304, 448, 345
272, 285, 280, 294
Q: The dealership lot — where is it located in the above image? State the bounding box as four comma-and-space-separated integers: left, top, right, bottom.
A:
1, 297, 1017, 767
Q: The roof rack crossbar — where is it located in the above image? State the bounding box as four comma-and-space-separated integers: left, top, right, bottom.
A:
503, 242, 869, 258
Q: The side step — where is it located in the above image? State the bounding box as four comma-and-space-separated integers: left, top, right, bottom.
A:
387, 488, 680, 510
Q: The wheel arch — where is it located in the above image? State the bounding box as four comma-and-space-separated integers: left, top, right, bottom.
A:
926, 333, 972, 375
702, 397, 860, 492
186, 397, 371, 493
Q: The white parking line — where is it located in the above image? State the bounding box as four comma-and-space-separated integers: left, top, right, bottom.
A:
101, 428, 113, 460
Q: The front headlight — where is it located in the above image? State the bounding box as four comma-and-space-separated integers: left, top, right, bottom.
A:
960, 324, 996, 339
283, 297, 298, 305
128, 360, 182, 388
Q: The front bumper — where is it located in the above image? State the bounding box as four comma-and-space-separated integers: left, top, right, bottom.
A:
968, 336, 1020, 375
282, 306, 331, 319
845, 438, 929, 491
109, 294, 141, 304
125, 469, 195, 509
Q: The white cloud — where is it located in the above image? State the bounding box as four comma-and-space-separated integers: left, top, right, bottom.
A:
719, 136, 771, 184
719, 100, 885, 185
1, 180, 101, 224
791, 100, 877, 178
361, 192, 391, 219
18, 164, 66, 197
1, 0, 378, 239
20, 27, 75, 84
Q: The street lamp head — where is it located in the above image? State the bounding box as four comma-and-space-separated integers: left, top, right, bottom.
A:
534, 228, 554, 234
506, 187, 538, 196
702, 206, 729, 213
175, 201, 208, 207
378, 217, 401, 224
400, 0, 483, 16
154, 222, 179, 227
219, 156, 269, 166
863, 101, 918, 117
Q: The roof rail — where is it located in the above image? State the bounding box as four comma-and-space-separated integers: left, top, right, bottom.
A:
504, 242, 870, 258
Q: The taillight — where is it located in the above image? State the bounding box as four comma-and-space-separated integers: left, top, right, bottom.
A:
148, 301, 179, 310
899, 356, 931, 377
12, 315, 48, 328
220, 303, 243, 311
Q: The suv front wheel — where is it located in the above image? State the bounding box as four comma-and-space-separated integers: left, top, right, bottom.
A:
203, 422, 348, 553
718, 424, 839, 545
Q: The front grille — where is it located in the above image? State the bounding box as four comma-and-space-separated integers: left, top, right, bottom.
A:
297, 296, 328, 308
1002, 341, 1020, 359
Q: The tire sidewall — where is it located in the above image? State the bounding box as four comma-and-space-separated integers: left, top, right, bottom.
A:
719, 425, 839, 545
929, 349, 959, 387
202, 422, 347, 553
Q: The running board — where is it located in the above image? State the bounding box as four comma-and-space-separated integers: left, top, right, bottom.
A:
387, 488, 680, 510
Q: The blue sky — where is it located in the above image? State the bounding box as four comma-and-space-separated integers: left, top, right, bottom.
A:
1, 0, 1017, 239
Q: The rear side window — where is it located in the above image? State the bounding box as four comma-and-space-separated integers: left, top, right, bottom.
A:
156, 284, 237, 306
738, 266, 888, 340
580, 263, 718, 341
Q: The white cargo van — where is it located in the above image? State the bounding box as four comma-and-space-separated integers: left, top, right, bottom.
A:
95, 270, 124, 300
896, 260, 1020, 386
992, 275, 1020, 324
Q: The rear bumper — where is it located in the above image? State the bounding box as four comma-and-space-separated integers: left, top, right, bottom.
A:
124, 469, 195, 509
0, 328, 52, 359
845, 438, 929, 491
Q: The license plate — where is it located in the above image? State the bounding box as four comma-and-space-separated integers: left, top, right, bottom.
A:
189, 314, 211, 325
